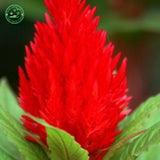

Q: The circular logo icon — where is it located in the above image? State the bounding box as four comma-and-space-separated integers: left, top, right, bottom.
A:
5, 4, 24, 24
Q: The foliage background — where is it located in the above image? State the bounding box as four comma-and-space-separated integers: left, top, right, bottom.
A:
0, 0, 160, 109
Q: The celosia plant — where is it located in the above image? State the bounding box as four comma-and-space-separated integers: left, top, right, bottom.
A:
18, 0, 130, 159
0, 0, 160, 160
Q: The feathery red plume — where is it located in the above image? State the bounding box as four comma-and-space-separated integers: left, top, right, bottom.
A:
19, 0, 130, 159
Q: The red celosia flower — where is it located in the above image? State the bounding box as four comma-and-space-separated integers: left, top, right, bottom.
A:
18, 0, 130, 159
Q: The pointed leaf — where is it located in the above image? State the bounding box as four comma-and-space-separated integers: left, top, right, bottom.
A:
0, 78, 24, 121
47, 127, 89, 160
0, 106, 49, 160
141, 104, 160, 129
117, 121, 160, 160
32, 117, 89, 160
137, 108, 160, 160
0, 131, 22, 160
137, 145, 160, 160
103, 94, 160, 159
102, 130, 146, 160
0, 148, 16, 160
117, 94, 160, 141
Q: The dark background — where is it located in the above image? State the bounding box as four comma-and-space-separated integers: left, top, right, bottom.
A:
0, 0, 160, 109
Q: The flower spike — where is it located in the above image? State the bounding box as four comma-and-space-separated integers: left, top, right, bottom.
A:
18, 0, 130, 159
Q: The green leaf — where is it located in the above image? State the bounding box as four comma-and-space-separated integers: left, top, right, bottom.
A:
137, 107, 160, 160
137, 144, 160, 160
141, 104, 160, 130
33, 117, 89, 160
116, 121, 160, 160
0, 148, 16, 160
0, 131, 22, 160
117, 94, 160, 141
47, 127, 89, 160
103, 94, 160, 160
0, 106, 49, 160
0, 78, 24, 121
102, 130, 146, 160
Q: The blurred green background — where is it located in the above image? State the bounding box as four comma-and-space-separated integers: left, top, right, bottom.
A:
0, 0, 160, 109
